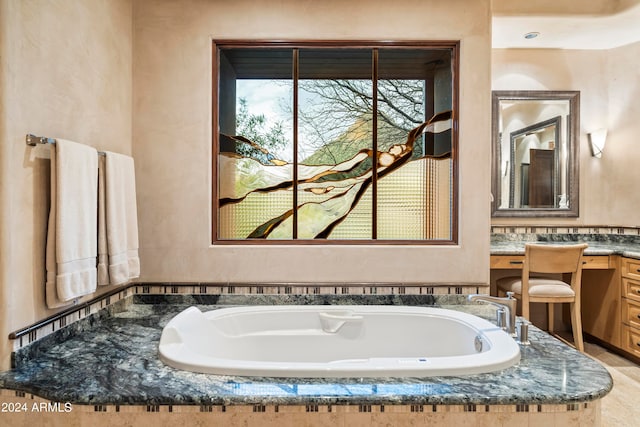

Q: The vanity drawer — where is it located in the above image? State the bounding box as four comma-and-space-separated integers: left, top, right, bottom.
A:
623, 298, 640, 329
622, 257, 640, 280
581, 255, 611, 270
490, 256, 524, 269
622, 325, 640, 358
490, 254, 610, 270
624, 278, 640, 303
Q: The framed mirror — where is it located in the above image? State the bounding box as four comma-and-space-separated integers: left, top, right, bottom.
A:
491, 90, 580, 217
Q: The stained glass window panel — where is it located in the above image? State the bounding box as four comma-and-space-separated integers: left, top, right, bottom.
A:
297, 49, 373, 239
213, 43, 457, 243
217, 48, 294, 239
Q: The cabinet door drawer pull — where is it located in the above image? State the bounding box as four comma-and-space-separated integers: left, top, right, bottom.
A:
509, 261, 523, 265
636, 289, 640, 294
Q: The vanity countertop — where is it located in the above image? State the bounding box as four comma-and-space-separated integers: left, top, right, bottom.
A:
0, 295, 612, 407
490, 233, 640, 260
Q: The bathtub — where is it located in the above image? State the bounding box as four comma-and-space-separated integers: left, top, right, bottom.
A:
158, 305, 520, 378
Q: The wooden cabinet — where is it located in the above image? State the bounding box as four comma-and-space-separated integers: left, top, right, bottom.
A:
623, 278, 640, 302
622, 257, 640, 281
622, 258, 640, 357
581, 259, 621, 347
490, 254, 612, 270
490, 256, 524, 269
579, 256, 640, 359
582, 255, 612, 270
491, 252, 640, 361
490, 254, 624, 352
622, 326, 640, 358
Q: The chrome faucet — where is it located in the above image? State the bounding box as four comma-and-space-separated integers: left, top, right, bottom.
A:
468, 292, 517, 336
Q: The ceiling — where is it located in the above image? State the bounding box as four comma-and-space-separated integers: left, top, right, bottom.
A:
492, 2, 640, 49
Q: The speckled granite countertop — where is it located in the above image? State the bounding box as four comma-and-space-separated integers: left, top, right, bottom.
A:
0, 295, 612, 406
491, 233, 640, 259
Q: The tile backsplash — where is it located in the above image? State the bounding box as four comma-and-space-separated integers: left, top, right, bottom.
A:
491, 225, 640, 236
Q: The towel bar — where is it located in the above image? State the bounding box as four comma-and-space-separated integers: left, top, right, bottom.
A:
26, 134, 106, 156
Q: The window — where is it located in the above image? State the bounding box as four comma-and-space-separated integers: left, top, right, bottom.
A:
213, 41, 458, 243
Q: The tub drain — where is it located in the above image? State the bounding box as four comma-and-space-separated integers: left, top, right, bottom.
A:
474, 335, 483, 352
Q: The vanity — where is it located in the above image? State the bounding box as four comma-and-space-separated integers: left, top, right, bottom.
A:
490, 229, 640, 361
489, 89, 640, 361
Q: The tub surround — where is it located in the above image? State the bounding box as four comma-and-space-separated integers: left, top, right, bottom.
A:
10, 292, 457, 364
7, 284, 487, 354
0, 294, 611, 408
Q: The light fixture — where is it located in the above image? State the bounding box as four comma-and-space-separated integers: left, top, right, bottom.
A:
588, 128, 607, 158
524, 32, 540, 40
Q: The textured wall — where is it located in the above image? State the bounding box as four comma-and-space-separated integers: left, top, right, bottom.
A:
0, 0, 492, 371
132, 0, 493, 284
0, 0, 132, 370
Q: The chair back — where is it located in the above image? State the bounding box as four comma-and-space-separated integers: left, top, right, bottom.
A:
521, 243, 589, 352
524, 243, 588, 275
523, 243, 588, 294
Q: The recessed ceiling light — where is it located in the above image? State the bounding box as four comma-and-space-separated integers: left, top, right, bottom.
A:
524, 32, 540, 40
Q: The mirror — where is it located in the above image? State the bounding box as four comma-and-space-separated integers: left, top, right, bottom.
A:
491, 91, 580, 217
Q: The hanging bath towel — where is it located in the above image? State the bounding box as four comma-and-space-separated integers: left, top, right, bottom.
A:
97, 155, 109, 286
45, 139, 98, 308
101, 151, 140, 285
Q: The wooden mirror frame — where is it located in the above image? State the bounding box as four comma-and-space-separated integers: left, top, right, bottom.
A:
491, 90, 580, 218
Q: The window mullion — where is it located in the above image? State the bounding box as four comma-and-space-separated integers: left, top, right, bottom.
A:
293, 48, 299, 239
372, 49, 378, 239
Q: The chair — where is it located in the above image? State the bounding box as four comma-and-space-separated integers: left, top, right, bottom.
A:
496, 243, 588, 352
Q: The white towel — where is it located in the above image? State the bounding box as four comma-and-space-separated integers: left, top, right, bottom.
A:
45, 139, 98, 308
97, 155, 109, 286
101, 151, 140, 285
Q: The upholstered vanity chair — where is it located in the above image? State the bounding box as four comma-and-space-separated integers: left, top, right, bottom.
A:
496, 243, 589, 352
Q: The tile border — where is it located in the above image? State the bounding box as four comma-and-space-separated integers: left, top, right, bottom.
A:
134, 283, 487, 296
491, 225, 640, 235
0, 389, 598, 414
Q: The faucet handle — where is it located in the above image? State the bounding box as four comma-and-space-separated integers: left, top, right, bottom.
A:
517, 320, 531, 345
496, 308, 507, 331
506, 291, 515, 299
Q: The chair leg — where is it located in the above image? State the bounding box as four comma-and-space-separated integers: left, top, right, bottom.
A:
547, 303, 554, 333
570, 301, 584, 352
522, 295, 530, 320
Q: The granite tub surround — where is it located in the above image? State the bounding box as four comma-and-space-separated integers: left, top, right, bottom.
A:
8, 283, 489, 354
0, 295, 612, 411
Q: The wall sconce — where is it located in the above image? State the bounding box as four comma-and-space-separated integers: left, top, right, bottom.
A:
588, 129, 607, 158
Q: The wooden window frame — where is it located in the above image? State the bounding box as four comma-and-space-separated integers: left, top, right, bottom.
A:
212, 40, 459, 245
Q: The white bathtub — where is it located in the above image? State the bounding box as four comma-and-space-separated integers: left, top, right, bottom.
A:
158, 305, 521, 378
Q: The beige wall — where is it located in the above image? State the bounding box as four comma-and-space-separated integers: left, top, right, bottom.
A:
0, 0, 132, 370
133, 0, 493, 284
492, 42, 640, 226
0, 0, 492, 371
601, 41, 640, 226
